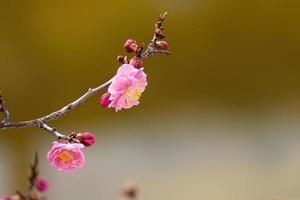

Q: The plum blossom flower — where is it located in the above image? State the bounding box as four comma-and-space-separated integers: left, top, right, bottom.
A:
108, 64, 147, 111
47, 142, 85, 172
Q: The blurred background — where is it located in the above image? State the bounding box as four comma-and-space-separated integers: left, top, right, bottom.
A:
0, 0, 300, 199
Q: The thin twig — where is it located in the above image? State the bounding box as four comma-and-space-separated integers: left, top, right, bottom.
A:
0, 79, 112, 131
16, 191, 27, 200
141, 12, 168, 59
28, 152, 39, 192
0, 94, 11, 125
0, 12, 170, 140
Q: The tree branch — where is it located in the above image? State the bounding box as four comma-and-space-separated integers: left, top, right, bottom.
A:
0, 12, 169, 140
141, 12, 170, 58
0, 94, 11, 125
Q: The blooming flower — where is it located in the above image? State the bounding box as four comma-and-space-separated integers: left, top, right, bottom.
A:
47, 142, 85, 172
108, 64, 147, 111
35, 177, 49, 192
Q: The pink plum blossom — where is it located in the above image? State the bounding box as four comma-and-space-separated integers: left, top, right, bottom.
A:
108, 64, 147, 111
47, 142, 85, 172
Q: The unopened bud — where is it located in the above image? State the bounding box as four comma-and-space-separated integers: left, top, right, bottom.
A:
156, 40, 168, 50
100, 92, 111, 107
36, 177, 49, 192
124, 39, 138, 53
76, 132, 95, 147
121, 181, 139, 199
129, 57, 143, 69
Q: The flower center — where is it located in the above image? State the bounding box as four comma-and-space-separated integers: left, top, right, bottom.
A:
58, 150, 73, 162
126, 88, 142, 101
132, 89, 142, 100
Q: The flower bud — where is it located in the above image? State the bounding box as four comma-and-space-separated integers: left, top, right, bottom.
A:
124, 39, 138, 53
36, 177, 49, 192
100, 92, 111, 107
156, 40, 168, 50
0, 197, 12, 200
76, 132, 95, 147
121, 181, 139, 199
129, 57, 143, 69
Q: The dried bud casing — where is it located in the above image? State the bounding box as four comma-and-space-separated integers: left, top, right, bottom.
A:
124, 39, 138, 53
117, 55, 125, 63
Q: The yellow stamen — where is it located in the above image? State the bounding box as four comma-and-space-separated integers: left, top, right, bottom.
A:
125, 88, 142, 101
132, 90, 142, 100
58, 150, 73, 163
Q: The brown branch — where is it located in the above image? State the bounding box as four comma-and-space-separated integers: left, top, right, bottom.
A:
28, 152, 39, 192
0, 12, 170, 140
15, 153, 46, 200
0, 79, 112, 131
0, 94, 11, 125
141, 12, 169, 59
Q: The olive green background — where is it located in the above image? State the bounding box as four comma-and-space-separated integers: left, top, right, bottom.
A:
0, 0, 300, 199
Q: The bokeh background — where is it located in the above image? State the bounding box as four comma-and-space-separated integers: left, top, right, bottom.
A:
1, 0, 300, 199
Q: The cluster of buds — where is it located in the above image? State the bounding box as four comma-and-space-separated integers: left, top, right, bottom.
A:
120, 38, 168, 69
121, 39, 144, 69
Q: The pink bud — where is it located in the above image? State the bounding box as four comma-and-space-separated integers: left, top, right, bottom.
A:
124, 39, 138, 53
100, 92, 111, 107
0, 197, 12, 200
129, 57, 143, 69
77, 132, 95, 147
35, 177, 49, 192
156, 40, 168, 50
